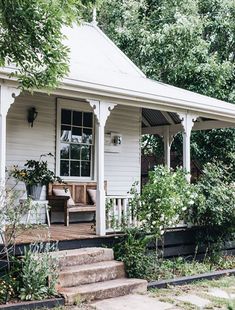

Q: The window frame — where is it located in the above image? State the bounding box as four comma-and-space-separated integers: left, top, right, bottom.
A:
56, 98, 95, 181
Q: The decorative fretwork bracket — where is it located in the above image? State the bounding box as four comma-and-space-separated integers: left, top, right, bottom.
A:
177, 112, 199, 135
0, 85, 21, 117
88, 100, 116, 127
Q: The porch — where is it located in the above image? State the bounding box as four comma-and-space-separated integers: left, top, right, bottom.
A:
1, 23, 235, 240
1, 90, 235, 239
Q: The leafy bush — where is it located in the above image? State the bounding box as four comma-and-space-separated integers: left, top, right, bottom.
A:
113, 228, 153, 279
9, 243, 58, 301
188, 162, 235, 255
139, 165, 196, 237
0, 278, 14, 303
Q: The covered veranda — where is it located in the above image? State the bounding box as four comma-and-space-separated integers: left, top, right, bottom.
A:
1, 80, 235, 239
1, 24, 235, 238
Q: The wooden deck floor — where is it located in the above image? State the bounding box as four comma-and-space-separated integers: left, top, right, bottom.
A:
7, 223, 111, 244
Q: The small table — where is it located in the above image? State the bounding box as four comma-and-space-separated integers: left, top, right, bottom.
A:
19, 199, 50, 227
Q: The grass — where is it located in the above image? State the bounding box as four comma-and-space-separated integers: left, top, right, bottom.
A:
150, 276, 235, 309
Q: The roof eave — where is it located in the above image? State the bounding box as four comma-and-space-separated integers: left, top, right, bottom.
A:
1, 69, 235, 123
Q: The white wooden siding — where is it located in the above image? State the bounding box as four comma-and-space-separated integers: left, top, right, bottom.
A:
6, 94, 141, 221
6, 92, 56, 171
104, 105, 141, 195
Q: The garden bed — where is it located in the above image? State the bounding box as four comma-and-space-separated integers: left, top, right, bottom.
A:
0, 297, 64, 310
148, 268, 235, 289
145, 254, 235, 281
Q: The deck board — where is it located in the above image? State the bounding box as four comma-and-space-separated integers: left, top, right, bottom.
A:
5, 223, 110, 244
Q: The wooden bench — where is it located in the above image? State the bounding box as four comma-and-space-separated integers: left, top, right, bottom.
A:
47, 182, 107, 226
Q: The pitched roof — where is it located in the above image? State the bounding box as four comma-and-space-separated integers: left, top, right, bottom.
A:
1, 22, 235, 122
63, 23, 145, 81
61, 23, 235, 121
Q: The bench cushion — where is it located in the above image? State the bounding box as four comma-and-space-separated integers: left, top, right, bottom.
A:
87, 189, 96, 204
53, 188, 75, 207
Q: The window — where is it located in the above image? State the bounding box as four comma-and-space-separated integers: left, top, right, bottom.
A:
59, 108, 94, 177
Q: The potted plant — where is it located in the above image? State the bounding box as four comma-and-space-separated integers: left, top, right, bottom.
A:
10, 153, 63, 200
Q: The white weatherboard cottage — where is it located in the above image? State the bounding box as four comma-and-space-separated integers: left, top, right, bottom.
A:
1, 22, 235, 236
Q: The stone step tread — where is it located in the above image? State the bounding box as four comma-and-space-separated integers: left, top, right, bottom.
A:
60, 260, 124, 274
52, 247, 113, 258
60, 278, 147, 296
51, 247, 114, 267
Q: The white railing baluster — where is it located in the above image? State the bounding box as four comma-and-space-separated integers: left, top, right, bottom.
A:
117, 198, 122, 226
105, 195, 135, 233
123, 198, 127, 225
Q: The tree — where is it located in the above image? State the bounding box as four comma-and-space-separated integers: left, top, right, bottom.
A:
0, 0, 94, 90
96, 0, 235, 170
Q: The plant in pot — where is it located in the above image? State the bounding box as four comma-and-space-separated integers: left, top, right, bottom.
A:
11, 153, 63, 200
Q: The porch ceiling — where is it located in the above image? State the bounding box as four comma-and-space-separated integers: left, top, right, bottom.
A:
142, 108, 214, 128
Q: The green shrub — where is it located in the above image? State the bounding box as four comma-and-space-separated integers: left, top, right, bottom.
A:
113, 228, 153, 279
9, 242, 58, 301
139, 165, 196, 237
189, 162, 235, 257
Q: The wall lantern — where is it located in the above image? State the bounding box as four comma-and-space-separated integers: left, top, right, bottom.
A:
27, 107, 38, 127
113, 135, 122, 146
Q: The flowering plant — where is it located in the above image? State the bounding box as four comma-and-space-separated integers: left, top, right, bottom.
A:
138, 165, 196, 237
10, 153, 62, 186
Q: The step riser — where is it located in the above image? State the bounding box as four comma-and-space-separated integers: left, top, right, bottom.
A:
57, 249, 114, 267
58, 264, 125, 287
64, 281, 147, 304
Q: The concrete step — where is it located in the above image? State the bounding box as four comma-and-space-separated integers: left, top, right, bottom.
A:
59, 278, 148, 304
57, 260, 125, 287
52, 247, 114, 267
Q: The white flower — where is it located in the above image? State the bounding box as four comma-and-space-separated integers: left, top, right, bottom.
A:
188, 200, 194, 205
182, 206, 187, 211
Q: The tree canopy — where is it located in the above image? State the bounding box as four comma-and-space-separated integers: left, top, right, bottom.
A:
0, 0, 94, 89
97, 0, 235, 102
94, 0, 235, 169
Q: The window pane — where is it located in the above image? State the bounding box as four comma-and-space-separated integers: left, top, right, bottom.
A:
61, 109, 71, 124
81, 161, 90, 177
60, 143, 69, 159
70, 161, 80, 176
81, 145, 91, 161
73, 111, 82, 126
82, 128, 92, 144
72, 127, 82, 143
83, 112, 93, 127
61, 125, 71, 142
71, 144, 81, 160
60, 160, 69, 176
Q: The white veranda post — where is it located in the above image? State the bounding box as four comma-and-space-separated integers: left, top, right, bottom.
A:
0, 84, 20, 243
0, 85, 20, 186
163, 126, 173, 169
178, 112, 198, 182
89, 100, 116, 236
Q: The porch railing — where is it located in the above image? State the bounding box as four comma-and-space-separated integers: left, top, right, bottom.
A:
105, 195, 137, 233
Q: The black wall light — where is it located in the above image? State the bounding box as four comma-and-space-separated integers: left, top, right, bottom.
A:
27, 107, 38, 127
